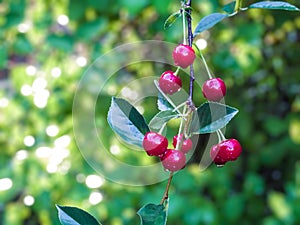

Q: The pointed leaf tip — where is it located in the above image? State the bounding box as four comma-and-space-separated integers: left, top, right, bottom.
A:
190, 102, 238, 134
164, 11, 182, 29
194, 13, 228, 36
249, 1, 300, 11
56, 205, 101, 225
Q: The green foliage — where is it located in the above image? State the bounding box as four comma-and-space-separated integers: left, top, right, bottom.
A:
249, 1, 300, 11
107, 97, 149, 148
194, 13, 229, 36
56, 205, 101, 225
149, 110, 179, 131
190, 102, 238, 134
164, 11, 182, 30
137, 203, 168, 225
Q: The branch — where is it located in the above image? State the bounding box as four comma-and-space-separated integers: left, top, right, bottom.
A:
160, 172, 174, 204
185, 0, 195, 109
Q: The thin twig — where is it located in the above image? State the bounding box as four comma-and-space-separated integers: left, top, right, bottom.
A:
160, 172, 174, 204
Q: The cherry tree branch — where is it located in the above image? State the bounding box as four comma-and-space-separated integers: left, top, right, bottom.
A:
185, 0, 195, 109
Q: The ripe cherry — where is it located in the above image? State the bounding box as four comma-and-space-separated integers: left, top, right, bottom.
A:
172, 134, 193, 153
158, 71, 182, 95
160, 149, 186, 172
210, 139, 242, 166
172, 44, 196, 68
202, 78, 226, 102
143, 132, 168, 156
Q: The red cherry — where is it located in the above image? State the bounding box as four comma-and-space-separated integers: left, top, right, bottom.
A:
160, 149, 186, 172
172, 134, 193, 153
143, 132, 168, 156
202, 78, 226, 102
172, 44, 196, 68
210, 139, 242, 166
158, 71, 182, 95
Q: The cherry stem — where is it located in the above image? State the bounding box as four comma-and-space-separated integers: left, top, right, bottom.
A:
185, 0, 195, 109
175, 104, 187, 150
172, 102, 186, 113
174, 66, 180, 76
160, 172, 174, 204
217, 129, 226, 142
158, 123, 167, 135
234, 0, 243, 12
182, 7, 187, 45
199, 49, 213, 79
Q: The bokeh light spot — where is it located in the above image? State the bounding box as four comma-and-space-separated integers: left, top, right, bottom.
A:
51, 67, 62, 78
26, 65, 37, 76
57, 15, 69, 26
86, 175, 105, 188
23, 195, 35, 206
46, 125, 59, 137
24, 136, 35, 147
76, 56, 87, 67
196, 38, 208, 50
0, 178, 13, 191
89, 192, 103, 205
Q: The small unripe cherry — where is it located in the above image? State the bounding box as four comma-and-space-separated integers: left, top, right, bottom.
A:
172, 44, 196, 68
160, 149, 186, 172
210, 139, 242, 166
172, 134, 193, 153
202, 78, 226, 102
158, 71, 182, 95
143, 132, 168, 156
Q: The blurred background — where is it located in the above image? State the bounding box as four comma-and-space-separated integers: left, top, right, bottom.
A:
0, 0, 300, 224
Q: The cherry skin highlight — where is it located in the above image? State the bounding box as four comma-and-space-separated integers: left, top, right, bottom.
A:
161, 149, 186, 172
158, 71, 182, 95
143, 132, 168, 156
202, 78, 226, 102
172, 134, 193, 153
172, 44, 196, 68
210, 139, 242, 166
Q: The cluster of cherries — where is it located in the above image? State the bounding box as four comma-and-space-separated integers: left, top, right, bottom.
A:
143, 132, 193, 172
142, 44, 242, 171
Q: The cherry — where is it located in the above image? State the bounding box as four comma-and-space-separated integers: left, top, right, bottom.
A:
172, 44, 196, 68
143, 132, 168, 156
172, 134, 193, 153
158, 71, 182, 95
202, 78, 226, 102
160, 149, 186, 172
210, 139, 242, 166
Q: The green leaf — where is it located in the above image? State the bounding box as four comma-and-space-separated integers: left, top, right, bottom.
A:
137, 203, 168, 225
157, 92, 174, 111
190, 102, 238, 134
107, 97, 150, 148
46, 34, 74, 52
0, 45, 8, 69
149, 110, 179, 131
164, 11, 182, 29
249, 1, 300, 11
223, 1, 236, 14
194, 13, 228, 36
76, 18, 108, 41
154, 80, 177, 112
56, 205, 101, 225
